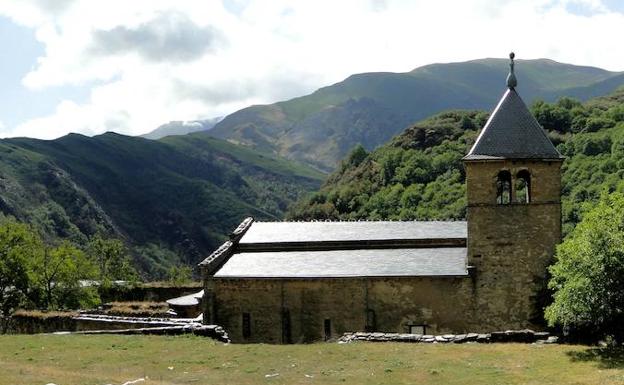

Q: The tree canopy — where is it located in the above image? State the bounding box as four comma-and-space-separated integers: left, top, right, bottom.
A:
0, 218, 138, 327
30, 241, 99, 310
87, 235, 137, 284
545, 192, 624, 342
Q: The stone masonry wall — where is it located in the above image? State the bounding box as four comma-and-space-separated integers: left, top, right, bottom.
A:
211, 276, 475, 343
465, 159, 562, 331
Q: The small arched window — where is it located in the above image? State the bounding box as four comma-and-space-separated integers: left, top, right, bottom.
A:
496, 170, 512, 204
515, 170, 531, 203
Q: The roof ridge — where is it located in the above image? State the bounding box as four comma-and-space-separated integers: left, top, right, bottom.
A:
252, 220, 468, 223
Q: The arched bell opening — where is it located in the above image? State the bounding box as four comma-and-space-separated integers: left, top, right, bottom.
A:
496, 170, 512, 204
515, 170, 531, 204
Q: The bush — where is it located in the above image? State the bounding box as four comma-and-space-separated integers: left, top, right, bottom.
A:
168, 265, 194, 286
585, 117, 616, 132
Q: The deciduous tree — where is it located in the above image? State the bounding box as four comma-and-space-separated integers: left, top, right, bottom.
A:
0, 220, 40, 331
88, 235, 137, 283
545, 192, 624, 342
31, 242, 98, 309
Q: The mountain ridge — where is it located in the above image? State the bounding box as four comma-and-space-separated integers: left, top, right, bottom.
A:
210, 58, 624, 171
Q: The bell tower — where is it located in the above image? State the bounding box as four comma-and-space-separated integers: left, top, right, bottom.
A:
463, 53, 563, 330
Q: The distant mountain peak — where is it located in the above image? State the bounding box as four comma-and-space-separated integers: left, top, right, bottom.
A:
140, 116, 223, 140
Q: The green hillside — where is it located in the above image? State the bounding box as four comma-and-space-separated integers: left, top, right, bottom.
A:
0, 133, 322, 278
288, 88, 624, 236
211, 58, 624, 171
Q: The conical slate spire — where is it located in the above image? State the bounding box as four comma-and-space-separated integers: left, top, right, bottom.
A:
464, 53, 563, 160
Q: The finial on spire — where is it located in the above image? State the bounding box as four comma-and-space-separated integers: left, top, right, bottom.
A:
506, 51, 517, 89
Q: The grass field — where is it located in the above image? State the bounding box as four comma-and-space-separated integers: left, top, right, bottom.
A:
1, 335, 623, 385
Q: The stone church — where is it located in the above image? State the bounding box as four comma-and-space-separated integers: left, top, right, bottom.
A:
199, 54, 563, 343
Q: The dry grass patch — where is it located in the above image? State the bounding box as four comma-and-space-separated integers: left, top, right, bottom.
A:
103, 301, 170, 317
1, 335, 624, 385
12, 310, 79, 319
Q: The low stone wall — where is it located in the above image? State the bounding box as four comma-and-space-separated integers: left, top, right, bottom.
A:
339, 329, 558, 344
9, 312, 78, 334
7, 312, 196, 334
72, 314, 192, 331
8, 312, 229, 342
68, 324, 229, 342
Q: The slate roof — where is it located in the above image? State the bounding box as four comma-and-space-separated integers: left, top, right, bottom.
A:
166, 290, 204, 306
240, 221, 466, 244
214, 248, 468, 278
199, 218, 469, 279
465, 89, 563, 160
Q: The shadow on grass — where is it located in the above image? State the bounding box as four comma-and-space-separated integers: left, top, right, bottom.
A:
567, 347, 624, 369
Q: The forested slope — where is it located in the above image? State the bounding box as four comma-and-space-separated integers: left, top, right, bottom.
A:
288, 88, 624, 236
0, 132, 322, 277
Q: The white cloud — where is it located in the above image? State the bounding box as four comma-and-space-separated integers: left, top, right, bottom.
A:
89, 12, 226, 63
0, 0, 623, 139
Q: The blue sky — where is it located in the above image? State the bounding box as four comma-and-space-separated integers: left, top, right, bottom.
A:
565, 0, 624, 14
0, 17, 90, 128
0, 0, 623, 139
599, 0, 624, 12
